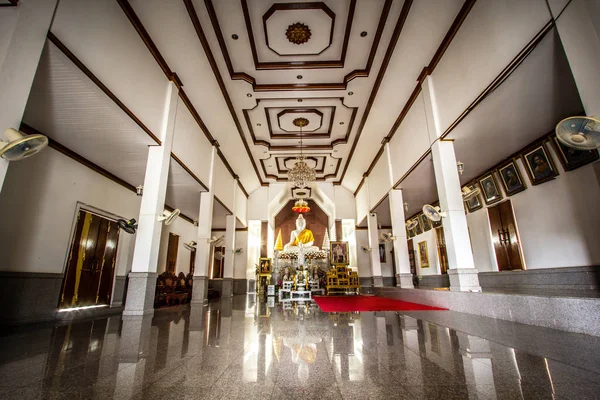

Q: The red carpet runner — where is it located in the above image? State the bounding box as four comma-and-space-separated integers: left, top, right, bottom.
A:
313, 295, 447, 312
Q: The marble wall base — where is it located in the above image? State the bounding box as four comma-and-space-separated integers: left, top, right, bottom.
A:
191, 276, 208, 304
0, 272, 63, 325
478, 266, 600, 291
233, 279, 247, 294
359, 277, 373, 287
382, 277, 396, 287
449, 268, 481, 292
221, 278, 233, 297
123, 272, 157, 316
376, 287, 600, 337
111, 276, 127, 306
418, 274, 450, 288
396, 273, 415, 289
372, 276, 384, 287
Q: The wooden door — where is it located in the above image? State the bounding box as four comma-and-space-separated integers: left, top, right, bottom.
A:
211, 246, 225, 278
166, 233, 179, 273
435, 228, 449, 274
60, 211, 120, 308
488, 200, 524, 271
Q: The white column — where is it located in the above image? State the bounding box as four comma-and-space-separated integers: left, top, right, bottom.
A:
192, 146, 217, 303
423, 76, 480, 292
221, 213, 236, 297
389, 189, 413, 288
0, 0, 59, 191
367, 210, 383, 287
123, 81, 178, 315
550, 0, 600, 116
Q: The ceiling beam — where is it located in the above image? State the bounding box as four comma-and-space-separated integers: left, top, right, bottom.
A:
116, 0, 258, 192
352, 0, 477, 194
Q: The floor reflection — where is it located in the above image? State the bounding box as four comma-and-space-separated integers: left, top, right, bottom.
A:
0, 295, 599, 399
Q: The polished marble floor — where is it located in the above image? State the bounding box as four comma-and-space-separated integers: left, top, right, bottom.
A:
1, 295, 599, 399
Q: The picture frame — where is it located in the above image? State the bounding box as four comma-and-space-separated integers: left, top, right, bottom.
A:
522, 142, 559, 185
330, 241, 349, 265
478, 173, 503, 205
420, 212, 432, 232
550, 135, 599, 171
498, 159, 527, 196
413, 217, 423, 236
259, 258, 272, 274
418, 241, 429, 268
379, 243, 386, 263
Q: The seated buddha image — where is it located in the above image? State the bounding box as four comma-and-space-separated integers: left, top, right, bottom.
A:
283, 214, 318, 251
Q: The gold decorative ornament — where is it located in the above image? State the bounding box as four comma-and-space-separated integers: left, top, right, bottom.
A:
286, 22, 311, 45
293, 117, 309, 128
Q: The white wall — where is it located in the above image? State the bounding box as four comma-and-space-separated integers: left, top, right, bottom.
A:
334, 185, 356, 220
156, 217, 197, 275
466, 209, 497, 272
368, 151, 392, 210
0, 148, 141, 274
234, 187, 247, 226
432, 0, 551, 133
355, 229, 372, 278
213, 157, 234, 211
465, 150, 600, 269
378, 228, 395, 277
0, 6, 18, 72
355, 184, 369, 224
247, 187, 268, 221
410, 229, 441, 276
233, 230, 248, 279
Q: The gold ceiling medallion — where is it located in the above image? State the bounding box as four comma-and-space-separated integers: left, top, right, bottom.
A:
293, 117, 310, 128
286, 22, 311, 45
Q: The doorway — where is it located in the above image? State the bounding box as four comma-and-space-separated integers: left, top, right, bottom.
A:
407, 239, 418, 287
166, 233, 179, 273
488, 200, 524, 270
211, 246, 225, 279
434, 227, 449, 274
60, 210, 120, 308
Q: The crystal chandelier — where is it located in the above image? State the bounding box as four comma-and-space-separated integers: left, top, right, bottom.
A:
288, 117, 316, 188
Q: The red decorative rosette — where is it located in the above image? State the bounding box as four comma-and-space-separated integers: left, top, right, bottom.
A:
292, 199, 310, 213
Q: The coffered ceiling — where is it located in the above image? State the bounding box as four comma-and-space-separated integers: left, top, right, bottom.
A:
123, 0, 461, 192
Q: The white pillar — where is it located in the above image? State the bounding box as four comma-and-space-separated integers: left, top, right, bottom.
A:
389, 189, 413, 288
192, 146, 217, 303
423, 76, 480, 292
367, 210, 383, 287
0, 0, 59, 191
124, 81, 178, 315
550, 0, 600, 116
221, 214, 236, 297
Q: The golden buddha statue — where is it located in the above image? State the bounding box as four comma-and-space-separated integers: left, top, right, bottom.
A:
284, 214, 317, 251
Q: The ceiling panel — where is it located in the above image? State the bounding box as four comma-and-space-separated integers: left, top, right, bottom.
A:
166, 158, 206, 221
22, 41, 154, 188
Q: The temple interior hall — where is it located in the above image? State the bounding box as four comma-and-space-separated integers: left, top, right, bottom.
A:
1, 0, 600, 399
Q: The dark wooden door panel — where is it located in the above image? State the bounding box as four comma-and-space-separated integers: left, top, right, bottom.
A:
488, 200, 524, 271
97, 221, 119, 305
166, 233, 179, 273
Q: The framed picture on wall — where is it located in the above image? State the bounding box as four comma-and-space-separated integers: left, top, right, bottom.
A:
418, 241, 429, 268
259, 258, 272, 274
330, 241, 349, 265
379, 243, 386, 263
478, 173, 503, 205
413, 218, 423, 235
431, 202, 442, 228
419, 213, 432, 232
498, 160, 527, 196
550, 135, 599, 171
522, 142, 559, 185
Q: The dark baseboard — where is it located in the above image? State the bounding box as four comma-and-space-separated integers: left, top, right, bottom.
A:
418, 274, 450, 288
479, 266, 600, 291
233, 279, 247, 294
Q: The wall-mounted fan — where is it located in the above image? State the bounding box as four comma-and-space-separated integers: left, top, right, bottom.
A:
117, 218, 138, 234
208, 235, 225, 246
233, 248, 243, 254
406, 219, 418, 230
157, 209, 180, 225
423, 204, 447, 222
214, 250, 224, 261
0, 128, 48, 161
380, 232, 397, 242
462, 185, 481, 201
556, 116, 600, 150
361, 245, 371, 253
183, 241, 197, 251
